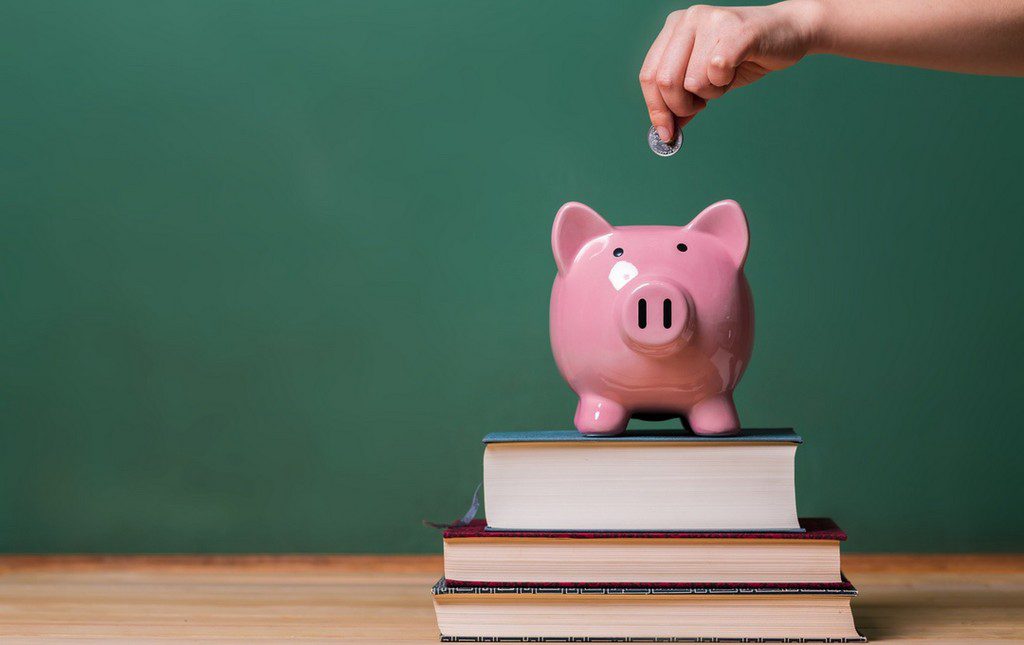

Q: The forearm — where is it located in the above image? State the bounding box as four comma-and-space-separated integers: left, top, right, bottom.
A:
805, 0, 1024, 75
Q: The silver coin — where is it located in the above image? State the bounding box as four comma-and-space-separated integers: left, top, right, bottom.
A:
648, 125, 682, 157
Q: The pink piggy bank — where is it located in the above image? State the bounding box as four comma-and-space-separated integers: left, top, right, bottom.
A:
550, 200, 754, 436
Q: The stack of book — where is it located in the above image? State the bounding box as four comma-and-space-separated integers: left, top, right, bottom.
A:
431, 429, 864, 642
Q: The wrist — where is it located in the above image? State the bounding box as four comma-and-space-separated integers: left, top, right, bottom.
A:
777, 0, 830, 56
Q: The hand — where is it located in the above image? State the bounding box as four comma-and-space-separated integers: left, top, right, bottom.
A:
639, 1, 823, 139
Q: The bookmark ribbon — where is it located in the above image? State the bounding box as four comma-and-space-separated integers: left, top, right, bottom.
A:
422, 483, 481, 530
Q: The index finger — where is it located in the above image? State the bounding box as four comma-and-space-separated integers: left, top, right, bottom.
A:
639, 14, 681, 142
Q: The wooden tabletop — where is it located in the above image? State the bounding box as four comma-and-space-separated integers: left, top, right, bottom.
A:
0, 554, 1021, 642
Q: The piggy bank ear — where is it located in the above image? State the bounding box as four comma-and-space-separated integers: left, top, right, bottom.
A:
687, 200, 749, 268
552, 202, 613, 274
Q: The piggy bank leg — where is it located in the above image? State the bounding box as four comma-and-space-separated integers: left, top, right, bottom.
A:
574, 396, 629, 436
687, 395, 741, 436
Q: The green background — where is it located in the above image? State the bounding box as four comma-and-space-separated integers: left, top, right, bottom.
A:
2, 1, 1022, 553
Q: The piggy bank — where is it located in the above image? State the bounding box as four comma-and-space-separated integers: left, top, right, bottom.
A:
550, 200, 754, 436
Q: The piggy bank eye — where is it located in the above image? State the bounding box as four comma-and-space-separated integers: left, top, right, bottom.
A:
613, 247, 624, 257
676, 243, 688, 252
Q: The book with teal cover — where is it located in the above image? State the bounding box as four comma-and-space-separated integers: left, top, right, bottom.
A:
483, 428, 801, 444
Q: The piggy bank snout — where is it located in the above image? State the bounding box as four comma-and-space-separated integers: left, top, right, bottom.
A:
618, 279, 692, 351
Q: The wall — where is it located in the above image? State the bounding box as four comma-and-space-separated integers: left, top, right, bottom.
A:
2, 0, 1022, 552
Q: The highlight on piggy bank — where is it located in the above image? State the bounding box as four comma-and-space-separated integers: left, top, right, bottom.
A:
549, 200, 754, 437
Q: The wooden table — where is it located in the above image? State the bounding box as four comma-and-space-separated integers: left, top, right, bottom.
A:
0, 554, 1021, 642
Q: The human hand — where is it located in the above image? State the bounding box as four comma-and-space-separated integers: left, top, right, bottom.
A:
639, 1, 823, 139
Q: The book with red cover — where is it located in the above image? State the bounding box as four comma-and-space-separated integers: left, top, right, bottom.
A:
443, 517, 847, 586
445, 517, 845, 540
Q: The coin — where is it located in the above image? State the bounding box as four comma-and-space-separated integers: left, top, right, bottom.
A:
648, 125, 682, 157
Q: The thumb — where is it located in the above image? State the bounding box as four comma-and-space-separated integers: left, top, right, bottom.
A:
707, 36, 754, 87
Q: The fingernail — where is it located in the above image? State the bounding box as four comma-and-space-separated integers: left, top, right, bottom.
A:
683, 76, 699, 92
656, 126, 673, 142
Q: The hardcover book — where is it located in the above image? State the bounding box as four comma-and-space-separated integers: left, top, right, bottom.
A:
432, 577, 865, 642
444, 517, 845, 585
483, 429, 802, 531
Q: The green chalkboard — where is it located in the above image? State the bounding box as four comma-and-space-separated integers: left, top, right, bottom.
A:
1, 1, 1022, 553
